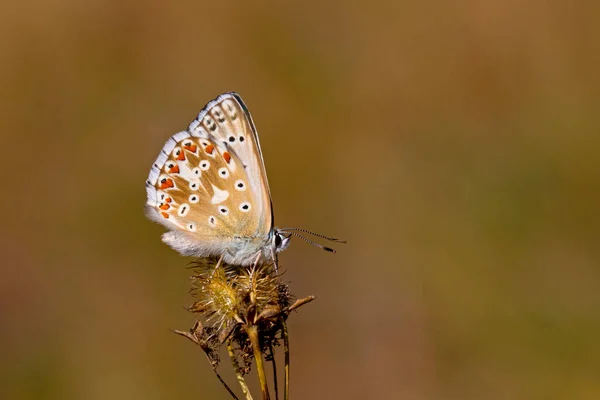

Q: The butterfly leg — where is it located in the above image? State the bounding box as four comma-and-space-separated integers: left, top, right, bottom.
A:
251, 251, 262, 271
210, 254, 225, 279
270, 249, 279, 275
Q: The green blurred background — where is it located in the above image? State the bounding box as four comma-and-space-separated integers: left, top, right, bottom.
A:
1, 1, 599, 399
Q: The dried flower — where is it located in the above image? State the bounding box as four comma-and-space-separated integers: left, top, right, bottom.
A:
173, 256, 314, 400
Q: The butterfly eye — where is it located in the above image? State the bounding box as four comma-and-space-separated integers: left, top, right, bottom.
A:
239, 202, 251, 212
275, 234, 282, 248
234, 180, 246, 191
218, 168, 229, 179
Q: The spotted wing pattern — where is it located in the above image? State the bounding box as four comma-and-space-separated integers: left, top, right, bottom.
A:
189, 93, 273, 231
145, 93, 273, 258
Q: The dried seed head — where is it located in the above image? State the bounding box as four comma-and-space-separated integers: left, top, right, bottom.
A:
189, 258, 293, 327
190, 264, 239, 328
236, 264, 290, 313
182, 257, 314, 386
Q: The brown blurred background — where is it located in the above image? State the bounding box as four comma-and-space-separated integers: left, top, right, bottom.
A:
1, 1, 599, 399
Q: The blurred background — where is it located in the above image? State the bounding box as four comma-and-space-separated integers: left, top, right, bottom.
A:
1, 1, 599, 399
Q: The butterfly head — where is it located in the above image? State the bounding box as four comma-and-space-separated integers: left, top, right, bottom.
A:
273, 229, 292, 253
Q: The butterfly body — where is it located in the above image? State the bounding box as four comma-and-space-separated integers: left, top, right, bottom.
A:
158, 228, 290, 266
145, 93, 291, 266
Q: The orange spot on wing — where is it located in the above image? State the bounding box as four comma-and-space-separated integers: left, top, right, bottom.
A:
223, 151, 231, 164
176, 151, 186, 161
161, 212, 169, 219
205, 144, 214, 154
165, 197, 172, 203
159, 178, 174, 190
168, 165, 180, 173
159, 203, 170, 210
184, 144, 197, 153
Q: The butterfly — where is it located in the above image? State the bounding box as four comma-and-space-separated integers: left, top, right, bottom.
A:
145, 92, 343, 267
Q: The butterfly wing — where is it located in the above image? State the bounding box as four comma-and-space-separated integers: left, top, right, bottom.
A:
190, 93, 273, 231
145, 93, 274, 261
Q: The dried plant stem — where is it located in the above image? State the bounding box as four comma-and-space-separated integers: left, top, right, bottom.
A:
286, 296, 316, 313
246, 325, 271, 400
171, 327, 239, 400
213, 366, 240, 400
282, 319, 290, 400
227, 340, 253, 400
268, 345, 279, 400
